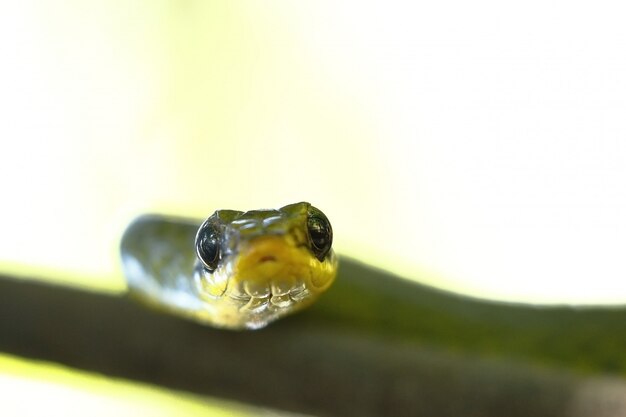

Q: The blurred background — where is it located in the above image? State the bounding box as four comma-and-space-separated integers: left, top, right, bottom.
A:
1, 1, 625, 415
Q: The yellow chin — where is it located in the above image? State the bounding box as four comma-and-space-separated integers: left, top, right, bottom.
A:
232, 235, 336, 297
194, 234, 337, 329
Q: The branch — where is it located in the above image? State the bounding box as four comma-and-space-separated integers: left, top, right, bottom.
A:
1, 259, 626, 417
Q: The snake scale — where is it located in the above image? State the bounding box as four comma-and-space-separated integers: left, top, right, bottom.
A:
120, 202, 338, 329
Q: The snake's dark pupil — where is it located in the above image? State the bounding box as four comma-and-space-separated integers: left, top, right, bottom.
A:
307, 211, 332, 261
309, 219, 327, 246
199, 235, 219, 271
196, 216, 223, 272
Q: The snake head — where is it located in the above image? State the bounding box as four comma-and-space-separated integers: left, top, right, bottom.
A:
193, 202, 338, 329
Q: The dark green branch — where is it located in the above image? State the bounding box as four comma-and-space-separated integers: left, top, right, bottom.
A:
1, 259, 625, 416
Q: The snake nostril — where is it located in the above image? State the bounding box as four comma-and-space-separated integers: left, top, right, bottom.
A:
259, 255, 277, 263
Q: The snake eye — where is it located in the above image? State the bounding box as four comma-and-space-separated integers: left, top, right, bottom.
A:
196, 222, 221, 272
307, 207, 333, 261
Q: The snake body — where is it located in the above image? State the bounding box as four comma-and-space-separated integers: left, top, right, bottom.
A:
120, 202, 338, 329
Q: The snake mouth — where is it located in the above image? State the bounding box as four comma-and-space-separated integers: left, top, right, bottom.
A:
226, 278, 310, 312
258, 255, 277, 263
220, 235, 316, 311
196, 232, 336, 322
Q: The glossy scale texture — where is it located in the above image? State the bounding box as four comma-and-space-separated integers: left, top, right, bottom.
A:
121, 202, 338, 329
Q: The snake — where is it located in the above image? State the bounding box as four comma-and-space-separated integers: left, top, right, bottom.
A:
120, 202, 338, 330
